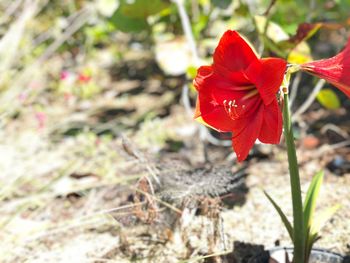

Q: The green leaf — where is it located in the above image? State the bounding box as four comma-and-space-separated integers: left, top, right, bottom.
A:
317, 89, 341, 110
211, 0, 232, 9
305, 232, 320, 262
120, 0, 169, 19
264, 191, 294, 241
303, 171, 324, 259
303, 171, 324, 235
287, 41, 313, 64
186, 65, 197, 79
304, 205, 340, 261
255, 16, 289, 43
110, 8, 148, 32
311, 204, 341, 236
193, 14, 209, 38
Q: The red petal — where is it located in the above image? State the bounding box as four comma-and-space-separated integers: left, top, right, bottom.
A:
258, 99, 283, 144
194, 67, 237, 132
214, 65, 252, 86
194, 65, 240, 93
245, 58, 287, 105
193, 66, 213, 92
194, 63, 263, 127
328, 82, 350, 97
213, 30, 258, 74
231, 103, 264, 161
194, 64, 257, 106
301, 39, 350, 98
194, 94, 235, 132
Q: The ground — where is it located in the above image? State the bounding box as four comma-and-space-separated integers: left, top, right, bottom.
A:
1, 63, 349, 261
1, 1, 350, 262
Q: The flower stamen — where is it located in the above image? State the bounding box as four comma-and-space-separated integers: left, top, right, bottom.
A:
223, 99, 241, 120
242, 89, 259, 100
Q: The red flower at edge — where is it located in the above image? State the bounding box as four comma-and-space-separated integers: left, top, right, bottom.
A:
301, 38, 350, 98
194, 30, 287, 161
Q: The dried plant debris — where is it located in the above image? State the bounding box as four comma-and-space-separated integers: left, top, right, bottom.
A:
121, 135, 247, 205
155, 166, 247, 207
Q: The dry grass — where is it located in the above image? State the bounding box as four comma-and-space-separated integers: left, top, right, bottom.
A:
0, 1, 349, 262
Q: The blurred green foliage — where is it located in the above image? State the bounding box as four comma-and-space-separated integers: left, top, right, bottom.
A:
317, 88, 341, 110
1, 0, 349, 119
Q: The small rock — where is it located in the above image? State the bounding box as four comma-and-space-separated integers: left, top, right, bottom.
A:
301, 135, 320, 150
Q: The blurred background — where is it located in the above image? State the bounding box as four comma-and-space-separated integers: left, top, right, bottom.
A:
0, 0, 349, 262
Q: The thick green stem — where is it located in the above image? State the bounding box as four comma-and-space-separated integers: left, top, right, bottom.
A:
283, 92, 305, 263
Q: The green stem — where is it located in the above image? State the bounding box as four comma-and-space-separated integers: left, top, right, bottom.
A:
282, 92, 305, 263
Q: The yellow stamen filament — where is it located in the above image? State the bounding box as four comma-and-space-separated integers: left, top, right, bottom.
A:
242, 89, 258, 100
223, 99, 243, 120
233, 85, 255, 91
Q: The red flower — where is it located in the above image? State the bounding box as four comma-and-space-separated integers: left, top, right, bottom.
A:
194, 30, 287, 161
78, 73, 92, 84
301, 38, 350, 98
60, 70, 70, 80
